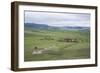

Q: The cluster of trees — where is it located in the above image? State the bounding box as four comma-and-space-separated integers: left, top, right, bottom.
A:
58, 38, 79, 42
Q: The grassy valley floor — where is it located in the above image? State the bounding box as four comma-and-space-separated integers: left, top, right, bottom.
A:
24, 29, 90, 61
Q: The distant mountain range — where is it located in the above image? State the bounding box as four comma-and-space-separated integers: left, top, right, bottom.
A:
25, 23, 49, 29
25, 23, 90, 30
60, 26, 90, 30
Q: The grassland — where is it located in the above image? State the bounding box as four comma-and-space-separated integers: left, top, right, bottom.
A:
24, 28, 90, 61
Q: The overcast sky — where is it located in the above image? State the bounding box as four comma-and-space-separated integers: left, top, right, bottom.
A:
24, 11, 90, 27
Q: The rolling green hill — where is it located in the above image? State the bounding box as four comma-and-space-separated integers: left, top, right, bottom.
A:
24, 23, 90, 61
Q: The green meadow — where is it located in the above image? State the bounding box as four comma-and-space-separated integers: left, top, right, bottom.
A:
24, 28, 90, 61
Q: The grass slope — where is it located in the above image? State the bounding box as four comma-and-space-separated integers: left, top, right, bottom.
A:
24, 28, 90, 61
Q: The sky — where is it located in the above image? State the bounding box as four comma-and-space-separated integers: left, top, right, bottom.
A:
24, 11, 90, 27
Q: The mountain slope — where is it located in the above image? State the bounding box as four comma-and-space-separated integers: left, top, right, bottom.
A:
24, 23, 90, 31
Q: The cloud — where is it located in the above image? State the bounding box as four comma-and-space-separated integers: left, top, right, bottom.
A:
25, 11, 90, 27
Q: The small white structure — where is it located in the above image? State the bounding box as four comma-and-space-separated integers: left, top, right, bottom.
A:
32, 50, 43, 55
32, 47, 55, 55
32, 48, 48, 55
